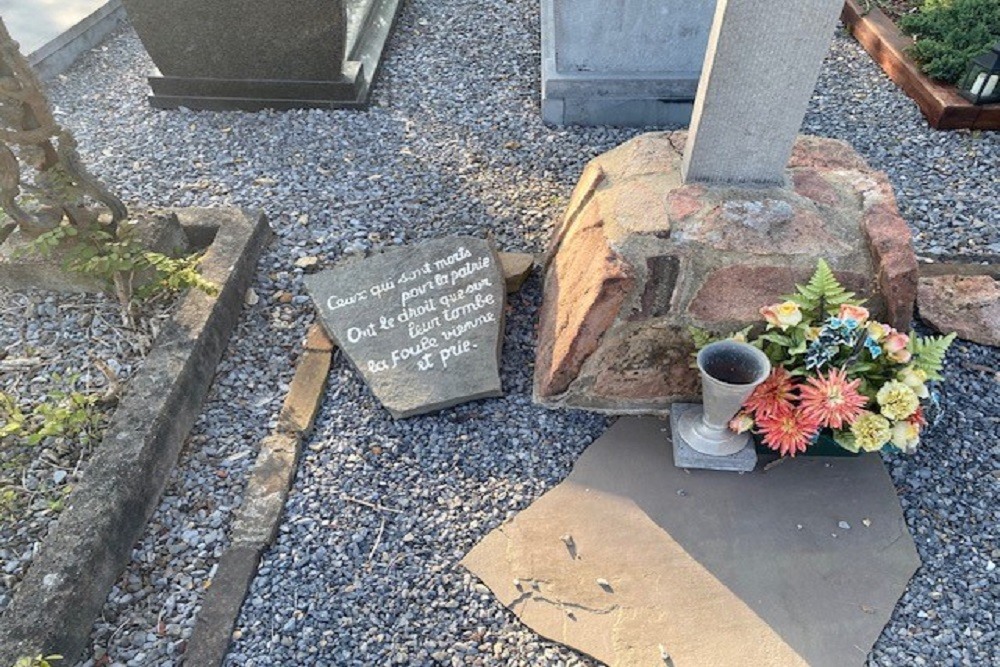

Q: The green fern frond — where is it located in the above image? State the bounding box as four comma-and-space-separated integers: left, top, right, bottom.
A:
909, 332, 956, 381
785, 259, 861, 316
688, 326, 714, 350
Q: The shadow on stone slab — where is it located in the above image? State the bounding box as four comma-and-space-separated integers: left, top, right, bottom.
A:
462, 416, 920, 667
0, 208, 270, 665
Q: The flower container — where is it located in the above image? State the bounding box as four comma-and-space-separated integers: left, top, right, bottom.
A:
753, 431, 861, 458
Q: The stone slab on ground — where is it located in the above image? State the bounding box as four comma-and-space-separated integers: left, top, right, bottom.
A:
917, 275, 1000, 347
535, 131, 918, 413
463, 416, 920, 667
0, 0, 119, 56
0, 208, 270, 665
305, 237, 505, 418
4, 0, 127, 80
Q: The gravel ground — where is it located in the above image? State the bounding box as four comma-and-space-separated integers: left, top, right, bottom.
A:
19, 0, 996, 664
0, 289, 167, 613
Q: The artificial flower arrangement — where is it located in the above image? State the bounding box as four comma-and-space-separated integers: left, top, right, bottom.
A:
703, 260, 955, 458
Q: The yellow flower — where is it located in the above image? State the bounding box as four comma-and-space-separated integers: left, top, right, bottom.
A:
890, 420, 920, 453
876, 381, 920, 420
805, 326, 822, 342
897, 367, 930, 399
866, 321, 889, 342
851, 412, 892, 452
760, 301, 802, 331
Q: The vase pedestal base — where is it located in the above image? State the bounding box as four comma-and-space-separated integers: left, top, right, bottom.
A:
670, 403, 757, 472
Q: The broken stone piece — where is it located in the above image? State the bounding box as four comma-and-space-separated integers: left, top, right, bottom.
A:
917, 275, 999, 347
304, 237, 506, 418
499, 252, 535, 293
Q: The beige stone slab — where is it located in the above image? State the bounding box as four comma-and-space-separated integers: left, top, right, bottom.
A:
462, 417, 920, 667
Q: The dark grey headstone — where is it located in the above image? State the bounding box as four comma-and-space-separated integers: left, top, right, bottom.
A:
124, 0, 347, 81
305, 238, 505, 418
123, 0, 404, 111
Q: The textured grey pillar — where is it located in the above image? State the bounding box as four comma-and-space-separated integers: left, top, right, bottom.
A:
681, 0, 843, 186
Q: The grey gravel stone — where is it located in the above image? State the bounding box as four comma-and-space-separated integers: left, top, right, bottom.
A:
20, 4, 997, 667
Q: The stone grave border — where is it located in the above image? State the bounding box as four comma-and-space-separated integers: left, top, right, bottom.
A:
841, 0, 1000, 131
26, 0, 127, 81
0, 208, 271, 664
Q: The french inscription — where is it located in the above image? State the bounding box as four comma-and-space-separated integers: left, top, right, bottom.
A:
305, 237, 505, 418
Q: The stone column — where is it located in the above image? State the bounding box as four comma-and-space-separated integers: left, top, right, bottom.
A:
681, 0, 844, 186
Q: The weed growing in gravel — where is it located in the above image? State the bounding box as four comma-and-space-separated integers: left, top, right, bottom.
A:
0, 377, 106, 521
23, 221, 217, 324
13, 655, 63, 667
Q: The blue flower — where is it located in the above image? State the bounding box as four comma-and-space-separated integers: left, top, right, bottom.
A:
864, 336, 882, 359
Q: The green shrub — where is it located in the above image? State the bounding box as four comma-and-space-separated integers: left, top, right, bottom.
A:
899, 0, 1000, 84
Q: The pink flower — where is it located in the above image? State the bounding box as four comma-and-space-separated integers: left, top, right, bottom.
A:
798, 368, 868, 429
838, 304, 869, 325
729, 412, 755, 434
756, 408, 821, 457
883, 330, 911, 363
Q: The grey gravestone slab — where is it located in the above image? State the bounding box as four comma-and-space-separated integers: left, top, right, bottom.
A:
463, 417, 920, 666
541, 0, 715, 126
671, 402, 757, 472
305, 237, 505, 418
681, 0, 843, 185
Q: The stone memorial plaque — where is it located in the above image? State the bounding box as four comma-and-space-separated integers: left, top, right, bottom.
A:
305, 237, 505, 418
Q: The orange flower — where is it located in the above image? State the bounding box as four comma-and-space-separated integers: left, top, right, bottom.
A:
907, 406, 928, 428
838, 304, 870, 325
743, 367, 797, 418
756, 408, 821, 457
798, 368, 868, 429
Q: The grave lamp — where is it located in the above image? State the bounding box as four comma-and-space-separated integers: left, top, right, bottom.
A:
958, 42, 1000, 105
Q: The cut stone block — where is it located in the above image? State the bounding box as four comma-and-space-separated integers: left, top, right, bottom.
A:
918, 274, 1000, 347
304, 237, 505, 418
535, 131, 918, 413
463, 417, 920, 667
681, 0, 844, 186
670, 403, 756, 472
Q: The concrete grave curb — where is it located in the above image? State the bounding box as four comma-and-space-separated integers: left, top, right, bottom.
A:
27, 0, 127, 81
0, 208, 271, 664
183, 324, 333, 666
